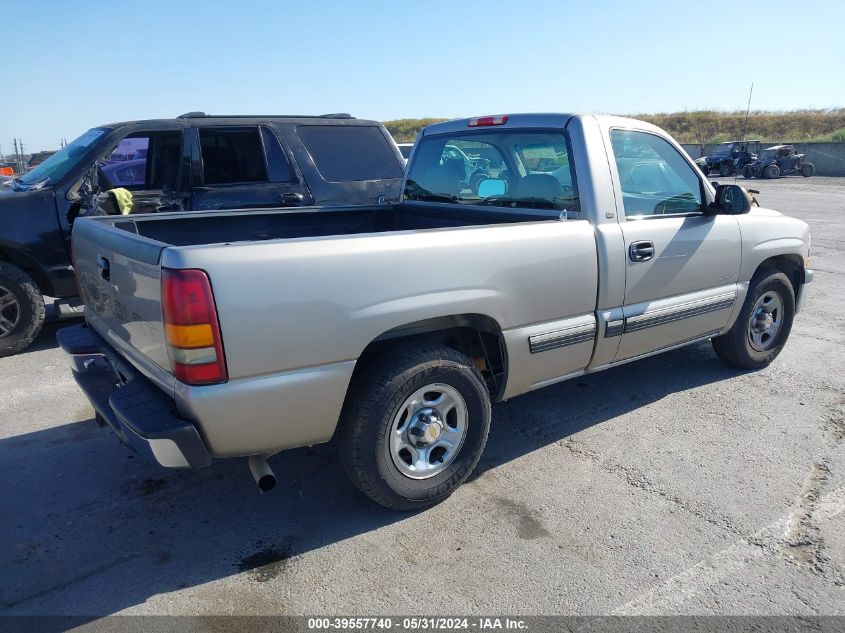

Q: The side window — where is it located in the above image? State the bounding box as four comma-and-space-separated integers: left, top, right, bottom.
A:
100, 131, 181, 191
101, 136, 149, 189
297, 125, 403, 182
260, 127, 295, 183
610, 129, 703, 217
199, 127, 267, 185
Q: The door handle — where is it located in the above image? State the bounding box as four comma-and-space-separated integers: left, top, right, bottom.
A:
97, 255, 110, 281
281, 192, 304, 206
629, 241, 655, 262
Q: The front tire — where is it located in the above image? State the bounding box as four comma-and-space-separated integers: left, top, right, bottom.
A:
719, 162, 732, 177
0, 262, 45, 358
337, 344, 491, 511
712, 269, 795, 369
801, 163, 815, 177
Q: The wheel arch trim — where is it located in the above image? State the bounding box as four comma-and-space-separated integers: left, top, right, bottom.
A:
356, 313, 509, 401
0, 242, 53, 296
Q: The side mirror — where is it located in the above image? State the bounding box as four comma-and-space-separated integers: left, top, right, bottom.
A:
477, 177, 506, 198
709, 184, 752, 215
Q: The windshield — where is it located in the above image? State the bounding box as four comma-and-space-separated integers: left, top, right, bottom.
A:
710, 143, 736, 156
404, 129, 579, 211
16, 128, 108, 188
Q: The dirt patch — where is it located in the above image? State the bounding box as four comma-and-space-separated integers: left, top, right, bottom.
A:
236, 545, 294, 583
137, 478, 168, 497
491, 496, 550, 540
780, 462, 830, 571
823, 399, 845, 444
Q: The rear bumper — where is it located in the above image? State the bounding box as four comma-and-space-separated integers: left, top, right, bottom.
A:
57, 323, 211, 469
796, 268, 814, 312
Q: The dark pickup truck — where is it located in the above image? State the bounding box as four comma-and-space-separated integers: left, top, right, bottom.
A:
0, 112, 404, 356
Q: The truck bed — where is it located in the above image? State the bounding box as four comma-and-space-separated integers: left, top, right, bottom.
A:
106, 203, 557, 247
72, 202, 599, 455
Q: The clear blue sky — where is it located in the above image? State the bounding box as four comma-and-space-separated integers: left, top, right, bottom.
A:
2, 0, 843, 151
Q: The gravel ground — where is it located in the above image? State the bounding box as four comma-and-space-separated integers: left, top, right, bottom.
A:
0, 177, 843, 616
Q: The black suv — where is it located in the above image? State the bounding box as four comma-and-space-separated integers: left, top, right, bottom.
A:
0, 113, 404, 356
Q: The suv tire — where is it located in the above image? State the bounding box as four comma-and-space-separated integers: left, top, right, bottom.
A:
0, 262, 45, 358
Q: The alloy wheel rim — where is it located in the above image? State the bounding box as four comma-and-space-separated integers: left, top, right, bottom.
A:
748, 290, 784, 352
0, 285, 21, 339
388, 383, 468, 480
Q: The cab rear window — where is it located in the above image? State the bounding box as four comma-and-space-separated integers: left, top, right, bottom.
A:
298, 125, 403, 182
404, 130, 579, 212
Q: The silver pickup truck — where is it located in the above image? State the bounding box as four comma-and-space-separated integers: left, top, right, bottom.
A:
58, 113, 813, 510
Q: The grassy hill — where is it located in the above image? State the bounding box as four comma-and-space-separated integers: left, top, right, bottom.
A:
385, 109, 845, 144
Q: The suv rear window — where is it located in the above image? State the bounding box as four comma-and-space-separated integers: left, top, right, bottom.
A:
297, 125, 402, 182
200, 127, 267, 185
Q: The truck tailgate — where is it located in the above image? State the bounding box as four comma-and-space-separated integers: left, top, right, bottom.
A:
73, 217, 174, 392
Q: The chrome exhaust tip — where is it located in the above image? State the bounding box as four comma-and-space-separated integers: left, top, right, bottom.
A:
248, 455, 276, 492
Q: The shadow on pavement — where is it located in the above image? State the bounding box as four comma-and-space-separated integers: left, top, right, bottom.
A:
14, 319, 82, 356
0, 341, 743, 618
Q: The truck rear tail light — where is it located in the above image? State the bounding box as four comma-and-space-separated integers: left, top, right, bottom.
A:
161, 268, 228, 385
468, 115, 509, 127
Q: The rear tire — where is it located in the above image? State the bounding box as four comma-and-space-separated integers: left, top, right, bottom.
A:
801, 163, 815, 177
763, 164, 780, 179
0, 262, 45, 358
712, 268, 795, 369
742, 166, 753, 179
337, 343, 491, 511
719, 162, 732, 177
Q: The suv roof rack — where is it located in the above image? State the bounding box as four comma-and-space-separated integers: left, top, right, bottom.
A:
176, 112, 355, 119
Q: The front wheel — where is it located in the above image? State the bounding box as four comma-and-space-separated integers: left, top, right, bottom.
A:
0, 262, 45, 358
712, 269, 795, 369
801, 163, 815, 177
719, 162, 732, 177
337, 344, 491, 511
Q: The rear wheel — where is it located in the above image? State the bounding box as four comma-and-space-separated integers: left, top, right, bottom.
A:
0, 262, 45, 358
719, 162, 732, 177
764, 164, 780, 179
712, 268, 795, 369
742, 166, 753, 179
801, 163, 815, 177
700, 165, 711, 176
337, 343, 491, 511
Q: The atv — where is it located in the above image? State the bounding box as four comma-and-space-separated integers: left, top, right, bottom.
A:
699, 140, 761, 177
743, 145, 815, 179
